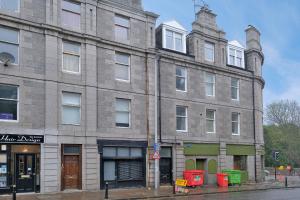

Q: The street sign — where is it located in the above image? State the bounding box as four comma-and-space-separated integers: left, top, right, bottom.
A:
152, 151, 160, 160
154, 143, 160, 151
175, 179, 187, 187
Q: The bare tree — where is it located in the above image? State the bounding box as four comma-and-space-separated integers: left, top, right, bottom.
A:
265, 100, 300, 126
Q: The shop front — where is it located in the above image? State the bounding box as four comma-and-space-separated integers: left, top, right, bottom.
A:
98, 140, 147, 189
0, 134, 44, 194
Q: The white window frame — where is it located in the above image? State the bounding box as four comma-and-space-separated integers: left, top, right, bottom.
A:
204, 42, 215, 62
61, 92, 81, 125
0, 84, 19, 123
0, 0, 20, 12
61, 0, 81, 30
162, 25, 187, 53
232, 112, 240, 135
62, 40, 81, 74
227, 44, 245, 68
115, 98, 131, 128
206, 109, 215, 134
205, 72, 215, 97
165, 29, 184, 52
231, 78, 240, 101
0, 26, 19, 65
176, 66, 187, 92
115, 52, 130, 82
176, 105, 188, 132
114, 14, 130, 41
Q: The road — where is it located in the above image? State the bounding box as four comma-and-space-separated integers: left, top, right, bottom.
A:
159, 188, 300, 200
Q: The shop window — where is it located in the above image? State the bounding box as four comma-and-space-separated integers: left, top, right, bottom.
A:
234, 155, 247, 170
0, 84, 18, 121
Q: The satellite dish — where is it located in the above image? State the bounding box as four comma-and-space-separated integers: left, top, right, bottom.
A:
0, 52, 15, 66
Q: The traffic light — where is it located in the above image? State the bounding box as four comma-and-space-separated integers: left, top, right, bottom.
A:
273, 151, 279, 161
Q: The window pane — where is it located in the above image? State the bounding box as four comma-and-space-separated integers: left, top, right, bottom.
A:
176, 106, 186, 116
232, 122, 238, 134
63, 54, 80, 72
176, 77, 185, 91
115, 53, 129, 65
205, 42, 214, 61
176, 116, 186, 131
0, 84, 18, 99
115, 15, 129, 27
160, 148, 172, 158
62, 11, 80, 29
206, 110, 214, 120
206, 83, 214, 96
116, 99, 129, 112
0, 26, 18, 43
0, 99, 17, 120
175, 37, 182, 51
229, 55, 234, 65
231, 87, 238, 99
62, 0, 80, 13
232, 113, 238, 122
205, 74, 215, 83
115, 64, 129, 80
64, 146, 80, 154
115, 26, 128, 40
131, 148, 142, 157
206, 120, 214, 132
103, 147, 117, 157
62, 92, 80, 105
166, 30, 173, 49
63, 42, 80, 54
104, 161, 116, 181
0, 43, 19, 64
118, 147, 129, 157
116, 112, 129, 124
62, 106, 80, 124
0, 0, 19, 11
236, 50, 242, 58
236, 57, 242, 67
176, 67, 186, 76
229, 48, 235, 56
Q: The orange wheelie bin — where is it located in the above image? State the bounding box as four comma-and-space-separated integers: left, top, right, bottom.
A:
216, 173, 228, 187
183, 170, 205, 187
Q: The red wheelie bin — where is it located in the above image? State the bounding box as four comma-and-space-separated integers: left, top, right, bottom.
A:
183, 170, 205, 187
216, 173, 228, 187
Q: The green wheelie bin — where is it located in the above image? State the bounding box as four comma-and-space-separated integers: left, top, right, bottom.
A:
222, 169, 241, 185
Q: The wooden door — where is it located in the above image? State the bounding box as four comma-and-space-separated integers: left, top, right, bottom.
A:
63, 155, 79, 189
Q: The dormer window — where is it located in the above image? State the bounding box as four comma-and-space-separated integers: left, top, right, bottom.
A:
228, 40, 245, 68
166, 30, 183, 52
158, 20, 187, 53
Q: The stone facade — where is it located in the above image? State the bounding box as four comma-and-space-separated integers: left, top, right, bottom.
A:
0, 0, 264, 194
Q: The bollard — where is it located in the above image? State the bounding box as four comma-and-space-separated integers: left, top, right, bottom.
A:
105, 182, 108, 199
12, 185, 16, 200
172, 180, 176, 194
285, 176, 288, 188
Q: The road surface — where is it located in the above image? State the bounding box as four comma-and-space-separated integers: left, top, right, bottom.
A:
159, 188, 300, 200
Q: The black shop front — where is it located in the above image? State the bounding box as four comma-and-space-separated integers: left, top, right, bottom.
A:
0, 134, 44, 194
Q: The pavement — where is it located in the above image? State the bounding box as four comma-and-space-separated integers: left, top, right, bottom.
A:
0, 176, 300, 200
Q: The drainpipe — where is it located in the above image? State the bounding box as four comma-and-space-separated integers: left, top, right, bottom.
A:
252, 72, 257, 182
154, 55, 159, 190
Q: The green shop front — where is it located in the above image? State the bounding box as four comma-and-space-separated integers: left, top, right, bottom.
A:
183, 143, 219, 184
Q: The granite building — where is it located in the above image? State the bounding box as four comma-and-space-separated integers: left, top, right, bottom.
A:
0, 0, 264, 194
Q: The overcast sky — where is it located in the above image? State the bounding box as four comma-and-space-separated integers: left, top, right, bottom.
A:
143, 0, 300, 106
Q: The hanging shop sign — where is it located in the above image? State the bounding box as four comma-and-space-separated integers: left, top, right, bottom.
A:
0, 134, 44, 144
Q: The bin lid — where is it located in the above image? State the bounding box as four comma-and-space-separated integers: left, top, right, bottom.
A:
184, 170, 205, 173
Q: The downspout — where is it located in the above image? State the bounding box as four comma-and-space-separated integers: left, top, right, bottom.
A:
252, 71, 257, 182
145, 52, 151, 187
157, 56, 162, 144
